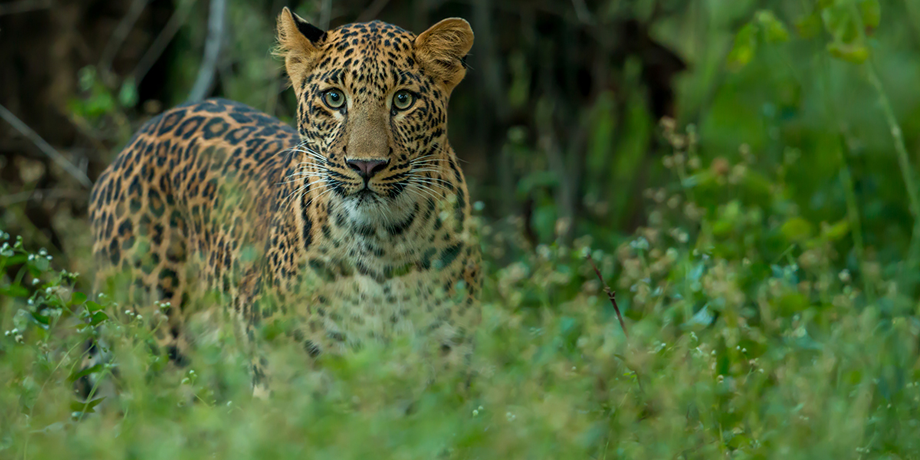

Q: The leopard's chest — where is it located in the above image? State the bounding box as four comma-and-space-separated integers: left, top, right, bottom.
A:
300, 264, 459, 354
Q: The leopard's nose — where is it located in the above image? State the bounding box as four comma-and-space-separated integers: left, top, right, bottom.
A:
346, 159, 389, 180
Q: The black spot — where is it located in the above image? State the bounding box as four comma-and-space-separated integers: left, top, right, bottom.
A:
327, 331, 345, 342
108, 238, 121, 265
438, 243, 464, 268
167, 346, 188, 366
175, 116, 205, 140
304, 340, 321, 357
202, 118, 230, 139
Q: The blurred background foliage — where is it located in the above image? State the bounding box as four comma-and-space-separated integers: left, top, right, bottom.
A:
1, 0, 919, 272
3, 0, 920, 458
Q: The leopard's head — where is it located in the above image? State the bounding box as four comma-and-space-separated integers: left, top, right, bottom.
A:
276, 8, 473, 224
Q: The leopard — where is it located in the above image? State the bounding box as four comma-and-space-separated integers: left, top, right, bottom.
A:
88, 7, 480, 397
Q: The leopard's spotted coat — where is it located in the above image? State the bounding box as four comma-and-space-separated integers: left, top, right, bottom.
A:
89, 8, 479, 394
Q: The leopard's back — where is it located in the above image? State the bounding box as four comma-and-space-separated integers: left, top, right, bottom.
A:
89, 98, 299, 357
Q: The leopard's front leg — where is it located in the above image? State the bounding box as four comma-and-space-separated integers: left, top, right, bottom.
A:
229, 274, 275, 399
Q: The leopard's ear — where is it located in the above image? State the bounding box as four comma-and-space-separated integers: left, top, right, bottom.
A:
276, 7, 325, 92
414, 18, 474, 92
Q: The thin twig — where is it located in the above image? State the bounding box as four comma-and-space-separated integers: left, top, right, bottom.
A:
851, 2, 920, 290
0, 103, 92, 188
836, 127, 874, 301
587, 254, 645, 395
866, 65, 920, 288
586, 254, 628, 338
133, 0, 198, 84
188, 0, 227, 102
0, 189, 84, 208
570, 0, 594, 25
0, 0, 51, 16
99, 0, 151, 76
863, 50, 920, 224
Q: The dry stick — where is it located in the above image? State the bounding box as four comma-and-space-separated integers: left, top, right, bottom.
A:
133, 0, 198, 85
188, 0, 226, 102
0, 0, 51, 16
586, 254, 629, 338
587, 254, 645, 396
850, 2, 920, 290
99, 0, 151, 76
0, 103, 93, 188
570, 0, 594, 25
0, 189, 83, 207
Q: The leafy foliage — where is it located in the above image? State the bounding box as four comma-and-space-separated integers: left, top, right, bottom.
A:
3, 0, 920, 458
4, 115, 920, 457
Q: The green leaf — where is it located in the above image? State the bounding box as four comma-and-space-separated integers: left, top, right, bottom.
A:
827, 42, 869, 63
5, 254, 28, 265
781, 217, 814, 242
68, 363, 104, 383
821, 220, 850, 241
77, 66, 96, 92
684, 304, 715, 329
70, 397, 106, 415
33, 256, 50, 272
89, 311, 109, 326
86, 91, 117, 118
821, 3, 859, 43
86, 301, 104, 312
516, 171, 559, 196
859, 0, 881, 32
118, 77, 138, 108
727, 22, 758, 70
70, 292, 87, 305
756, 10, 790, 43
30, 310, 51, 326
0, 284, 29, 298
778, 293, 810, 316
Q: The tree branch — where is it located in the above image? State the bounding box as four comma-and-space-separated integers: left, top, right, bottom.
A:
586, 254, 628, 338
99, 0, 150, 76
134, 0, 198, 84
0, 103, 93, 189
0, 0, 51, 16
188, 0, 226, 102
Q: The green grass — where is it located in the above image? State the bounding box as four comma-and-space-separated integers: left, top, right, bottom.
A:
3, 131, 920, 458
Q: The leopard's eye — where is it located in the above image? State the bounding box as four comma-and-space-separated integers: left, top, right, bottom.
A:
392, 90, 415, 111
323, 89, 346, 109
